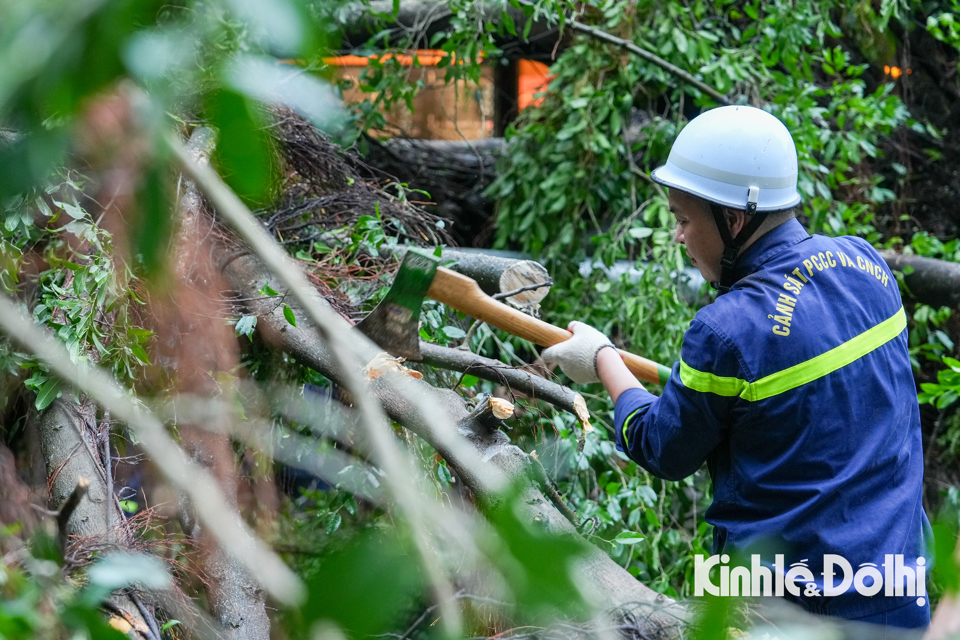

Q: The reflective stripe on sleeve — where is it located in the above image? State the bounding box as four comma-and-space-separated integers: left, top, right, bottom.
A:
679, 307, 907, 402
622, 407, 645, 449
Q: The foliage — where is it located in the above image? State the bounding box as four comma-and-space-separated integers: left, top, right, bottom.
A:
920, 357, 960, 411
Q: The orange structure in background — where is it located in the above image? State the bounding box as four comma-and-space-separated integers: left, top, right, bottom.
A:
518, 60, 552, 110
322, 51, 553, 139
323, 50, 470, 67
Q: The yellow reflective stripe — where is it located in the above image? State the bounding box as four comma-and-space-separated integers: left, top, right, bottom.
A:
622, 407, 645, 448
745, 306, 906, 401
679, 307, 907, 402
679, 361, 746, 397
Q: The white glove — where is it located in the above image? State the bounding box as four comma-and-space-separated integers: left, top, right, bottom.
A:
542, 322, 615, 384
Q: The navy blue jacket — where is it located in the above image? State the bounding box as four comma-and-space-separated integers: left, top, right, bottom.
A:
614, 218, 928, 617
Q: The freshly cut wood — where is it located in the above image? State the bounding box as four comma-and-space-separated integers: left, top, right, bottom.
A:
488, 397, 515, 420
363, 352, 424, 380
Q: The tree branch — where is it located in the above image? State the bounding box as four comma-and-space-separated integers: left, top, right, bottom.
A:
221, 251, 687, 636
514, 0, 729, 105
881, 250, 960, 309
418, 341, 586, 421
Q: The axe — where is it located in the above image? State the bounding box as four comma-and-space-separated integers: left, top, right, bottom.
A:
357, 249, 672, 385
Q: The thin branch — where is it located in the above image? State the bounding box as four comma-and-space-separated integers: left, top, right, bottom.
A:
130, 592, 162, 640
492, 280, 553, 301
516, 0, 730, 105
419, 341, 585, 419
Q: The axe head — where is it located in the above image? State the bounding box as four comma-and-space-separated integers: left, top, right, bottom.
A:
356, 248, 440, 360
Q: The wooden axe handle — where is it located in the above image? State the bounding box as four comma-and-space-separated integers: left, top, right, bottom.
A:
427, 266, 669, 385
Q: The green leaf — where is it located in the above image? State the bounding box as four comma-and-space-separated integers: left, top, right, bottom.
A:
441, 325, 466, 339
160, 620, 181, 631
323, 512, 342, 535
460, 374, 479, 388
260, 284, 279, 297
502, 9, 517, 36
283, 305, 297, 327
35, 377, 61, 411
301, 532, 423, 637
130, 344, 151, 365
207, 88, 275, 206
644, 508, 661, 527
614, 531, 645, 545
130, 166, 171, 279
673, 30, 688, 54
236, 315, 258, 340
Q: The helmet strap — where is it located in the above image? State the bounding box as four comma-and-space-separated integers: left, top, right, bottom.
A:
708, 187, 769, 294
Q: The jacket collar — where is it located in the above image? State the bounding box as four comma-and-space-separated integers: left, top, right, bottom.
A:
732, 217, 810, 282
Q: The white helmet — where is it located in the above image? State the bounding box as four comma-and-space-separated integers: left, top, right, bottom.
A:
651, 105, 800, 212
651, 105, 800, 293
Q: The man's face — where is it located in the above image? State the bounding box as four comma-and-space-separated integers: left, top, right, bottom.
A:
669, 190, 725, 283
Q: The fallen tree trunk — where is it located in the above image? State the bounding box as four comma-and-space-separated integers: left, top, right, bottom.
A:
219, 250, 687, 637
385, 244, 552, 312
364, 138, 503, 247
881, 250, 960, 309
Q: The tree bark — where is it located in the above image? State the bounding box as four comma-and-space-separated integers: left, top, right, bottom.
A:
219, 250, 687, 638
177, 434, 271, 640
881, 250, 960, 309
37, 396, 155, 639
39, 397, 109, 540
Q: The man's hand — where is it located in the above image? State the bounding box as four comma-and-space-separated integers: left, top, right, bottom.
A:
541, 322, 616, 384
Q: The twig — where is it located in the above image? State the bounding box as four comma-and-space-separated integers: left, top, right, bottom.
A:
102, 411, 116, 537
492, 280, 553, 300
130, 591, 162, 640
459, 318, 485, 349
419, 341, 584, 418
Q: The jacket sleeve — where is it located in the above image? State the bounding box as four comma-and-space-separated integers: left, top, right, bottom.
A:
614, 318, 743, 480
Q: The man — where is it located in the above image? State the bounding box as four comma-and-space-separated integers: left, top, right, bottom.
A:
543, 105, 930, 628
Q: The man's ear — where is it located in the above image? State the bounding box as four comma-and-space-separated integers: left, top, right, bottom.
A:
724, 207, 747, 237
